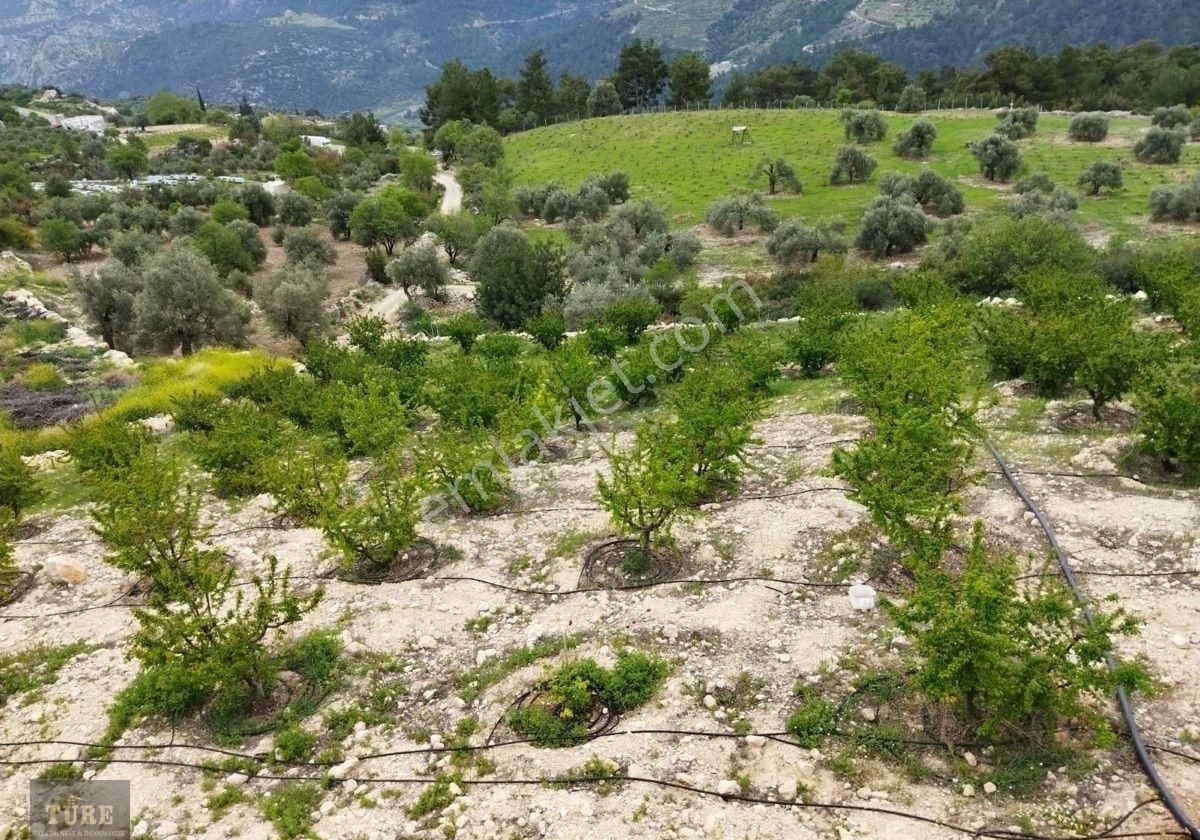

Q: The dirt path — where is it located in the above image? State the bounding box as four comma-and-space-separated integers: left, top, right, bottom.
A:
368, 167, 468, 320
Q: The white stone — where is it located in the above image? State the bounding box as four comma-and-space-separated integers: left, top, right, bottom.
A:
745, 734, 766, 750
45, 556, 88, 586
156, 822, 178, 837
963, 751, 978, 767
860, 707, 876, 722
139, 414, 175, 436
702, 694, 718, 710
417, 634, 437, 650
777, 779, 798, 801
983, 782, 997, 795
961, 784, 975, 797
475, 648, 497, 666
131, 822, 150, 839
716, 779, 741, 796
1171, 634, 1189, 649
674, 772, 698, 787
329, 756, 360, 780
225, 772, 249, 787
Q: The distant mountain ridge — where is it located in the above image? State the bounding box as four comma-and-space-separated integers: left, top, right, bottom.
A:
0, 0, 1196, 116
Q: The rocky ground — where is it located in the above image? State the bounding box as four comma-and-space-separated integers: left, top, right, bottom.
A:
1, 367, 1198, 840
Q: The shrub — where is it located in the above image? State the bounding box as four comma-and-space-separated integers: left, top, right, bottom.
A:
829, 145, 876, 185
1134, 357, 1200, 471
840, 109, 887, 143
473, 227, 566, 329
601, 296, 662, 344
970, 134, 1021, 181
706, 192, 778, 237
506, 653, 669, 747
995, 106, 1039, 139
1151, 104, 1192, 129
0, 442, 41, 521
190, 403, 287, 498
1148, 178, 1200, 222
209, 199, 250, 225
1077, 161, 1123, 196
787, 276, 857, 376
254, 261, 330, 343
283, 228, 336, 266
20, 362, 67, 392
1134, 127, 1185, 164
37, 218, 83, 263
1068, 112, 1110, 142
67, 417, 154, 479
1010, 187, 1079, 218
754, 157, 801, 195
523, 310, 566, 350
439, 312, 488, 353
323, 456, 422, 570
109, 230, 161, 267
276, 192, 315, 227
892, 118, 936, 158
418, 427, 510, 514
893, 523, 1146, 741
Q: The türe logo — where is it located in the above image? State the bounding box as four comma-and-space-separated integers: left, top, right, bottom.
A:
28, 781, 130, 840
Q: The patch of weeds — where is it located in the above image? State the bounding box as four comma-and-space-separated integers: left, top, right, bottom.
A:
454, 634, 583, 704
36, 763, 83, 782
710, 533, 738, 564
0, 642, 98, 706
785, 681, 840, 748
464, 613, 495, 634
631, 798, 649, 822
408, 773, 462, 819
986, 744, 1094, 800
553, 755, 624, 795
260, 782, 322, 840
206, 785, 250, 820
273, 716, 317, 764
506, 652, 670, 747
827, 752, 860, 782
547, 529, 605, 561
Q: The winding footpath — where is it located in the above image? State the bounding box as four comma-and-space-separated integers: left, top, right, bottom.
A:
369, 167, 465, 320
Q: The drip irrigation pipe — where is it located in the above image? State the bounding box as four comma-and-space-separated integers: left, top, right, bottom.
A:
987, 438, 1200, 840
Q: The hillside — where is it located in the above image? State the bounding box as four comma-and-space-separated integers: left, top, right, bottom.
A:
1, 0, 1197, 115
503, 109, 1199, 233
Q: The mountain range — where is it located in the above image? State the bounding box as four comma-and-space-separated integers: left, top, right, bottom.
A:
1, 0, 1197, 118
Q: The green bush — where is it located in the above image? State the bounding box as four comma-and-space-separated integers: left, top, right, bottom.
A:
260, 783, 322, 840
0, 441, 41, 520
323, 456, 422, 571
1134, 357, 1200, 471
67, 417, 154, 480
190, 403, 288, 497
507, 653, 669, 747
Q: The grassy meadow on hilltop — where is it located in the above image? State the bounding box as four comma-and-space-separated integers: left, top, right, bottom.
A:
506, 108, 1200, 234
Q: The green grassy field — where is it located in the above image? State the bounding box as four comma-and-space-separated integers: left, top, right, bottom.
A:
505, 109, 1200, 234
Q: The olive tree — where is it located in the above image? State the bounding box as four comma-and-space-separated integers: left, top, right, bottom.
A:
970, 134, 1021, 181
350, 186, 428, 255
1134, 127, 1185, 164
385, 244, 449, 301
896, 84, 927, 113
472, 226, 566, 328
995, 106, 1039, 139
829, 145, 876, 185
766, 218, 848, 266
1077, 161, 1123, 196
1151, 104, 1192, 129
706, 192, 779, 236
754, 157, 801, 195
73, 262, 142, 351
254, 261, 330, 343
855, 195, 930, 258
133, 244, 250, 354
1068, 112, 1110, 142
1148, 179, 1200, 222
841, 109, 887, 144
892, 119, 936, 159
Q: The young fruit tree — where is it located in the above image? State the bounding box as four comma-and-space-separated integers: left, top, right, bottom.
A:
855, 195, 931, 258
1068, 112, 1110, 142
1134, 128, 1185, 164
705, 192, 779, 236
596, 422, 700, 558
767, 219, 849, 266
888, 523, 1147, 741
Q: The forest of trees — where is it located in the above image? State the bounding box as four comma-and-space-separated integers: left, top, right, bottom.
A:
423, 39, 1200, 135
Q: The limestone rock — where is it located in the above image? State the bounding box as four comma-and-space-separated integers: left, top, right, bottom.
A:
45, 556, 88, 586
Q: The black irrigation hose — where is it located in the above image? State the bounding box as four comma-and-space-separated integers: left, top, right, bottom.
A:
987, 438, 1200, 840
0, 754, 1184, 840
